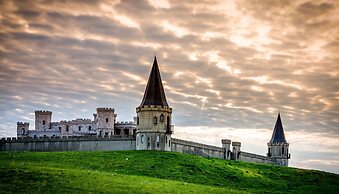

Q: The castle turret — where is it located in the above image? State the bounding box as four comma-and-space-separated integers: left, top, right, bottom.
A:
232, 141, 241, 160
267, 113, 290, 166
35, 111, 52, 131
96, 108, 115, 136
221, 139, 231, 160
136, 56, 172, 151
17, 122, 29, 137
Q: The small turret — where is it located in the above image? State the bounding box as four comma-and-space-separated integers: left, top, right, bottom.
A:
17, 122, 29, 137
35, 110, 52, 131
232, 141, 241, 160
267, 113, 290, 166
136, 56, 172, 151
221, 139, 231, 159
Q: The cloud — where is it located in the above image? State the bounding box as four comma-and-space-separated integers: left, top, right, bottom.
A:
0, 0, 338, 173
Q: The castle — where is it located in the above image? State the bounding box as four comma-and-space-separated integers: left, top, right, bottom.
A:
3, 57, 290, 166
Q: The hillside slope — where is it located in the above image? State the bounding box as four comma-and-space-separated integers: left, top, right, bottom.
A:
0, 151, 338, 193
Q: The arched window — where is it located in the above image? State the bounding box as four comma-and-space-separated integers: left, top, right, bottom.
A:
42, 120, 46, 125
282, 147, 285, 155
66, 125, 69, 132
147, 137, 151, 148
22, 128, 25, 135
141, 135, 144, 144
156, 135, 160, 147
160, 114, 164, 122
106, 118, 109, 122
79, 126, 81, 131
88, 126, 91, 131
153, 116, 157, 124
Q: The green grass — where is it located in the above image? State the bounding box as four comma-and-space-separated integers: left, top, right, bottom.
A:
0, 151, 338, 193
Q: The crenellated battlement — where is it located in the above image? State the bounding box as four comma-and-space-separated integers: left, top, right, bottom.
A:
1, 136, 135, 143
267, 142, 289, 146
116, 121, 135, 124
136, 105, 172, 112
232, 142, 241, 147
221, 139, 231, 144
97, 108, 114, 112
17, 122, 29, 125
35, 110, 52, 114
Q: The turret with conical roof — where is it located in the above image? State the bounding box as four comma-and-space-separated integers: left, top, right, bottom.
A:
140, 56, 169, 107
136, 56, 172, 151
267, 113, 290, 166
269, 113, 287, 144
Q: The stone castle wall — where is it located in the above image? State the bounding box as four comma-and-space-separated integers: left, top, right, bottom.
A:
0, 136, 136, 152
171, 138, 225, 159
0, 137, 276, 165
239, 151, 274, 164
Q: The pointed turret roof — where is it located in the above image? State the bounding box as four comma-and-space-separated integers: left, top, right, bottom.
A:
269, 113, 287, 144
140, 56, 169, 107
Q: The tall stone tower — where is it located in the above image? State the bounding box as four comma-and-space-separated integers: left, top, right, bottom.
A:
96, 108, 115, 136
267, 113, 290, 166
136, 57, 172, 151
35, 111, 52, 131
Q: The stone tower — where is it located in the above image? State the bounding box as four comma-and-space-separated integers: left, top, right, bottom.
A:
17, 122, 29, 137
267, 113, 290, 166
136, 57, 172, 151
96, 108, 115, 136
35, 111, 52, 131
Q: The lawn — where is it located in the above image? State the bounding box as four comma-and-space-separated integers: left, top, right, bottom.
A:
0, 151, 338, 193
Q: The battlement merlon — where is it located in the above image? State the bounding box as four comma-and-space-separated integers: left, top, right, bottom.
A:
35, 110, 52, 115
17, 122, 29, 126
232, 141, 241, 147
97, 108, 115, 112
221, 139, 231, 144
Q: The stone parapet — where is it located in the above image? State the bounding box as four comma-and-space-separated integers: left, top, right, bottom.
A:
172, 138, 224, 152
136, 105, 172, 113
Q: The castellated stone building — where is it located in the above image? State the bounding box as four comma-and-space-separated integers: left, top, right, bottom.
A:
5, 57, 290, 166
17, 108, 136, 138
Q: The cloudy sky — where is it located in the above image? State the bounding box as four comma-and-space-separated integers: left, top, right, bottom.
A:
0, 0, 338, 173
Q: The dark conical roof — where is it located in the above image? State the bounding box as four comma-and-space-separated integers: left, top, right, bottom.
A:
269, 113, 287, 143
140, 56, 169, 107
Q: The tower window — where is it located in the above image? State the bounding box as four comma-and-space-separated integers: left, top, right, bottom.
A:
137, 117, 139, 125
141, 135, 144, 144
147, 137, 151, 148
160, 114, 164, 122
66, 125, 69, 132
156, 135, 160, 147
59, 127, 61, 130
153, 116, 157, 124
22, 128, 25, 135
106, 118, 109, 122
282, 147, 285, 154
169, 140, 171, 147
78, 126, 81, 131
43, 120, 45, 125
89, 126, 91, 131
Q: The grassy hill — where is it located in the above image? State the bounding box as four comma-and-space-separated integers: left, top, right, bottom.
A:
0, 151, 338, 193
